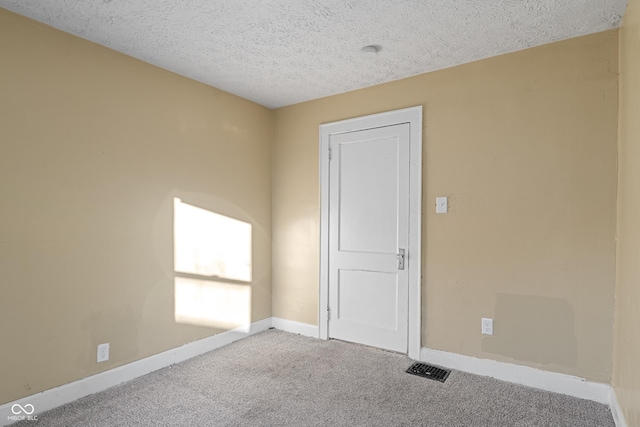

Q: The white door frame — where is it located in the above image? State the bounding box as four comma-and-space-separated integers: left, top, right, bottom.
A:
319, 106, 423, 360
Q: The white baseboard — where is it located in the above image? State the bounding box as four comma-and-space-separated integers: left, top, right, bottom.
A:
271, 317, 319, 338
0, 318, 272, 427
609, 388, 629, 427
420, 347, 611, 404
2, 319, 622, 426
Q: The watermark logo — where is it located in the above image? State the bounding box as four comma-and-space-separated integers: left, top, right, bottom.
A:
7, 403, 38, 422
12, 404, 34, 415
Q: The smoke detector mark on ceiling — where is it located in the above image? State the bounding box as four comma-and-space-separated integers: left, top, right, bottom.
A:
361, 44, 382, 55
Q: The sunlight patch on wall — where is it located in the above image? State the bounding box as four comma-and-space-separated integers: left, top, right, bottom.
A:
173, 198, 252, 330
174, 198, 252, 282
174, 277, 251, 331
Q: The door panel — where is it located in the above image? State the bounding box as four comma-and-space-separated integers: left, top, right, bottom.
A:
328, 123, 410, 353
337, 270, 398, 330
338, 137, 398, 254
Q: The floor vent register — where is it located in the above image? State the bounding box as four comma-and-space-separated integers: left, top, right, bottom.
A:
406, 362, 451, 383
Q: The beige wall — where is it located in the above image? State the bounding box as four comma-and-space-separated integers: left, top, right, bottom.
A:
273, 31, 619, 382
614, 0, 640, 423
0, 3, 625, 407
0, 9, 273, 404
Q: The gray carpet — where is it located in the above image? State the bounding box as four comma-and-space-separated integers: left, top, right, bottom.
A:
16, 330, 614, 426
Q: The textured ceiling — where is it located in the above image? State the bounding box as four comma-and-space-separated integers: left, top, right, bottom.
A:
0, 0, 628, 108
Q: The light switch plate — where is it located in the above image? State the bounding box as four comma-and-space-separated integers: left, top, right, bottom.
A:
436, 197, 448, 213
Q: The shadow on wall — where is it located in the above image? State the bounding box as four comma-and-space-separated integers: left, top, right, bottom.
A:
172, 198, 252, 331
482, 293, 577, 367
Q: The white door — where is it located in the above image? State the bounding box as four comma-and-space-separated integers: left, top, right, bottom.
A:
328, 123, 410, 353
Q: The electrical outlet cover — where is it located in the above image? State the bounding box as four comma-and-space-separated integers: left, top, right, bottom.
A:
97, 343, 110, 363
481, 318, 494, 335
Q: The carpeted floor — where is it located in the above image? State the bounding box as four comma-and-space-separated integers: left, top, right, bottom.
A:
15, 330, 615, 426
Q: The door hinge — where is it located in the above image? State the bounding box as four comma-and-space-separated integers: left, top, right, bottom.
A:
397, 248, 405, 270
328, 145, 332, 161
327, 306, 330, 319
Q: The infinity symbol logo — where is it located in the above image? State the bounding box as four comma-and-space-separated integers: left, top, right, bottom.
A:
11, 404, 35, 415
